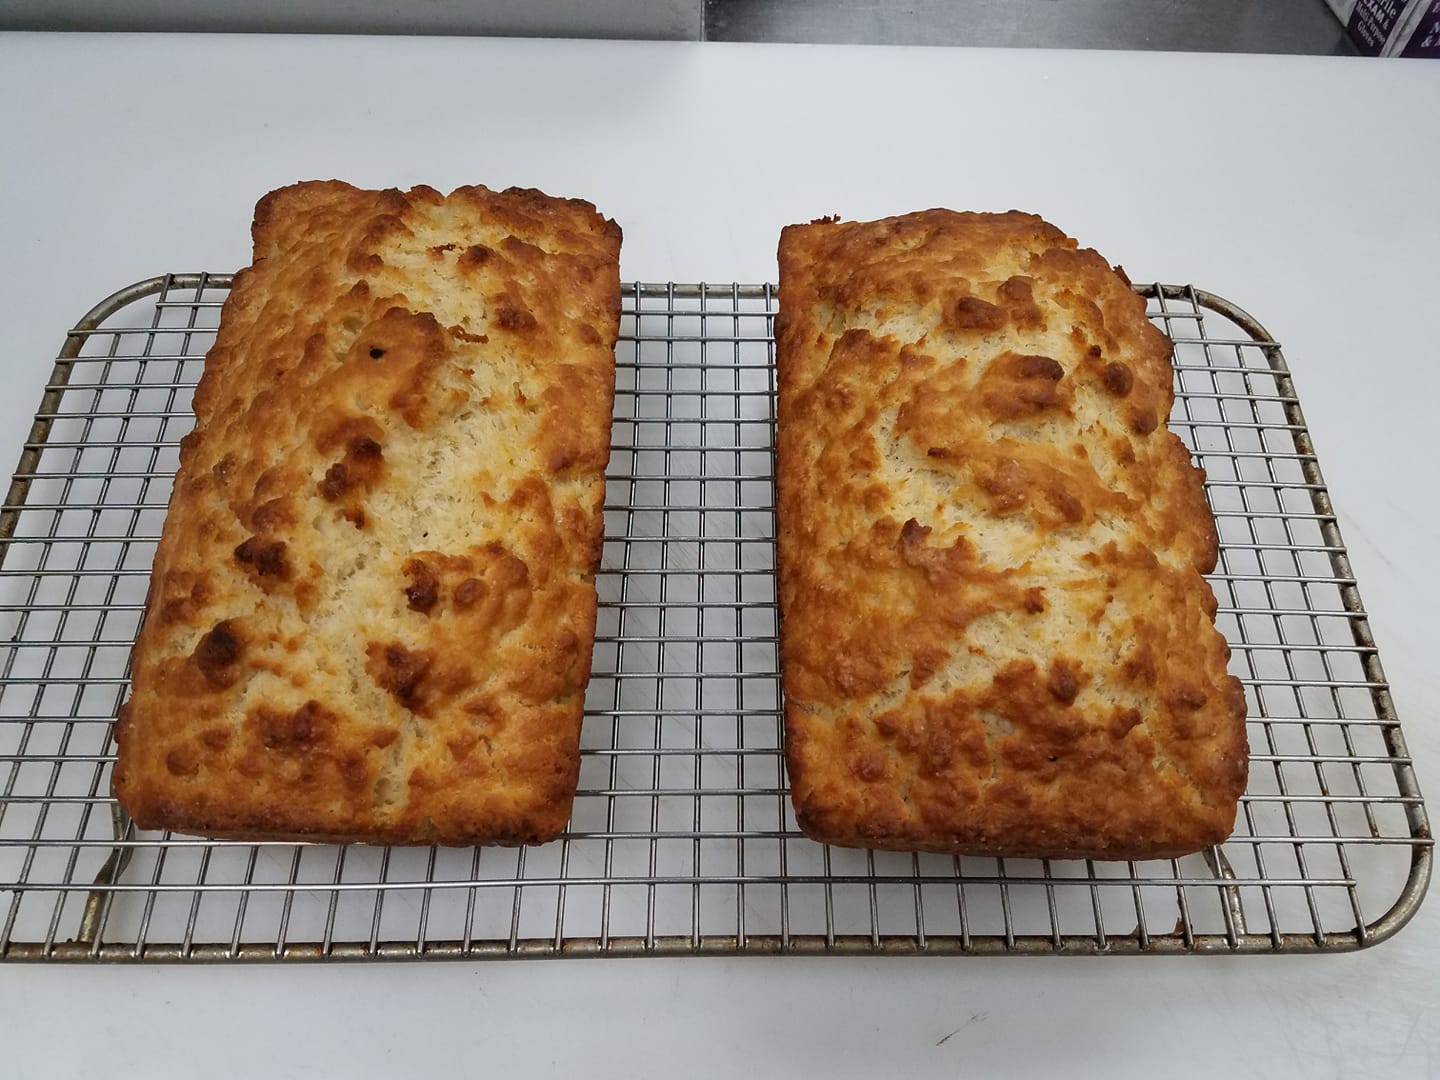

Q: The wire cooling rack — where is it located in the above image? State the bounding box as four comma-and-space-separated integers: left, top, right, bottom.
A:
0, 275, 1430, 961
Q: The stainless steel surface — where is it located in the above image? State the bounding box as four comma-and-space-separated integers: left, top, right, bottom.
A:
706, 0, 1360, 54
0, 0, 701, 40
0, 274, 1428, 961
0, 0, 1356, 53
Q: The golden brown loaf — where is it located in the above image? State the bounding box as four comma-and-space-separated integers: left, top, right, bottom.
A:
114, 181, 621, 845
775, 210, 1248, 859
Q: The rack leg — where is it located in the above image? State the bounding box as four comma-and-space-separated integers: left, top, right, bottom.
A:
78, 800, 133, 947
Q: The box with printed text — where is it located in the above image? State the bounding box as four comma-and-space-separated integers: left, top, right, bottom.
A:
1325, 0, 1440, 56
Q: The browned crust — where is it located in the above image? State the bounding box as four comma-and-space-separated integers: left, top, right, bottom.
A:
113, 181, 622, 846
775, 209, 1248, 860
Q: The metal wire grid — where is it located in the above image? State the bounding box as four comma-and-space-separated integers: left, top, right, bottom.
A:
0, 275, 1429, 962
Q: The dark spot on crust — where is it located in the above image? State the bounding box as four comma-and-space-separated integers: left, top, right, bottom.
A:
1011, 354, 1064, 381
339, 751, 367, 791
1045, 485, 1085, 523
200, 727, 231, 750
1130, 410, 1159, 435
1112, 707, 1144, 737
462, 694, 504, 729
899, 517, 931, 548
1103, 361, 1134, 397
1022, 587, 1046, 613
193, 620, 243, 688
446, 735, 478, 761
908, 644, 947, 689
429, 243, 458, 256
343, 506, 366, 528
386, 646, 425, 701
370, 727, 399, 748
257, 700, 332, 749
899, 343, 934, 369
997, 276, 1033, 304
927, 446, 950, 459
1088, 344, 1103, 359
367, 641, 433, 712
347, 250, 383, 275
547, 446, 578, 474
500, 234, 548, 260
369, 347, 386, 360
458, 244, 492, 269
578, 322, 601, 345
403, 558, 439, 613
165, 748, 197, 776
319, 463, 349, 500
319, 435, 383, 501
1047, 661, 1081, 704
493, 551, 530, 587
1168, 685, 1209, 710
980, 352, 1068, 420
454, 577, 487, 608
852, 751, 887, 782
159, 579, 211, 627
495, 305, 538, 333
234, 536, 289, 579
196, 623, 240, 665
350, 436, 381, 462
1123, 646, 1157, 686
996, 276, 1044, 326
978, 458, 1029, 514
212, 456, 234, 486
315, 416, 385, 456
952, 296, 1006, 332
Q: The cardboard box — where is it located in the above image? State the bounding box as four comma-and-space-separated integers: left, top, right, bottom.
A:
1325, 0, 1440, 56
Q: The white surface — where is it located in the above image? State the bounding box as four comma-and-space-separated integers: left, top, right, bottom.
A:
0, 31, 1437, 1078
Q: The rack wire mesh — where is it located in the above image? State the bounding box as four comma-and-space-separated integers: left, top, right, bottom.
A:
0, 274, 1429, 961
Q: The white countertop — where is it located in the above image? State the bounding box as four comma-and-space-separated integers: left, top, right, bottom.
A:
0, 32, 1436, 1078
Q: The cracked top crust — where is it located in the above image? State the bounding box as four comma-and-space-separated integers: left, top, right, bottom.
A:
113, 180, 621, 845
775, 209, 1247, 859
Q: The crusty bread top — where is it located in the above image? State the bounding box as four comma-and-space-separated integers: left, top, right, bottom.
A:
114, 181, 621, 845
776, 209, 1247, 859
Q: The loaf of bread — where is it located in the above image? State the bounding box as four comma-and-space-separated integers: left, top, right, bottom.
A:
114, 181, 621, 845
775, 210, 1248, 859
